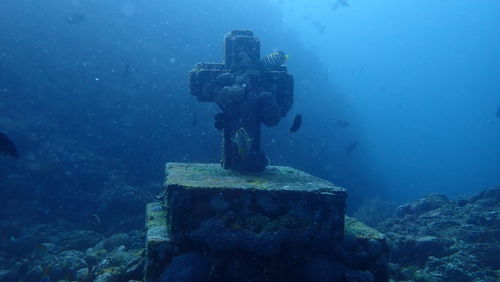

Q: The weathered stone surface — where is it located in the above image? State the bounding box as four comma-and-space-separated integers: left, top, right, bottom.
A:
164, 162, 347, 249
144, 163, 391, 281
341, 216, 390, 281
223, 30, 261, 69
189, 63, 226, 102
189, 30, 294, 172
165, 162, 344, 192
144, 202, 175, 281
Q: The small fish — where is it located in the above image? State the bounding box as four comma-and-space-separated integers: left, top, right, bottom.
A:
232, 128, 253, 160
335, 120, 350, 128
332, 0, 350, 11
496, 107, 500, 118
67, 12, 86, 24
0, 132, 17, 157
289, 114, 302, 133
261, 51, 288, 69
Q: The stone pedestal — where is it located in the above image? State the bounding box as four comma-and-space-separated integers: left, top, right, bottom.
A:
144, 163, 388, 281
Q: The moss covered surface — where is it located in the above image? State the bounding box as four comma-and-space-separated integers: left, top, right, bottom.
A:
146, 202, 170, 243
345, 216, 385, 240
165, 162, 345, 194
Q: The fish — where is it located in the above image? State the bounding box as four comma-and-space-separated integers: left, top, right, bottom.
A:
496, 107, 500, 118
290, 114, 302, 133
332, 0, 350, 11
232, 127, 253, 160
0, 132, 17, 157
261, 51, 288, 69
66, 12, 86, 24
335, 120, 350, 128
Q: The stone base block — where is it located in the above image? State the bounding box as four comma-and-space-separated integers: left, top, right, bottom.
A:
144, 163, 389, 281
164, 162, 346, 254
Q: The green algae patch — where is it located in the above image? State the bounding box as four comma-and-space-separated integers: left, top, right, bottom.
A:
145, 202, 169, 242
345, 216, 386, 240
145, 202, 175, 281
165, 162, 345, 194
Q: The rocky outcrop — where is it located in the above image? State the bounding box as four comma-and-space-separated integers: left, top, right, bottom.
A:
377, 187, 500, 282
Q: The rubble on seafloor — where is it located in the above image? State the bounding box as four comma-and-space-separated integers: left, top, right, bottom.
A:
0, 182, 498, 281
0, 224, 145, 281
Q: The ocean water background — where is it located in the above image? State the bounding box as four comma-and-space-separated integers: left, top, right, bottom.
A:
0, 0, 499, 218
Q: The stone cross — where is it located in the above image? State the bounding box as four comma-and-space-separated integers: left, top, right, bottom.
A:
189, 30, 294, 172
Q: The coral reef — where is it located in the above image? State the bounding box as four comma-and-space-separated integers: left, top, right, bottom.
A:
377, 187, 500, 282
0, 223, 144, 281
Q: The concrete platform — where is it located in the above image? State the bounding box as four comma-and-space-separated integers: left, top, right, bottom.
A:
144, 163, 388, 281
164, 163, 347, 246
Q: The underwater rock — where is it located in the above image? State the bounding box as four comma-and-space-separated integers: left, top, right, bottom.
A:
395, 193, 450, 217
85, 237, 144, 281
124, 256, 145, 281
62, 229, 104, 250
0, 269, 16, 281
94, 272, 115, 282
47, 250, 88, 280
159, 252, 210, 282
90, 232, 134, 252
345, 270, 374, 282
337, 216, 389, 281
302, 258, 346, 282
388, 235, 452, 265
378, 186, 500, 281
22, 265, 44, 282
75, 267, 90, 280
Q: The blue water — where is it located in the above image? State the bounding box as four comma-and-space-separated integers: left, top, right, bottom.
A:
1, 0, 499, 212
